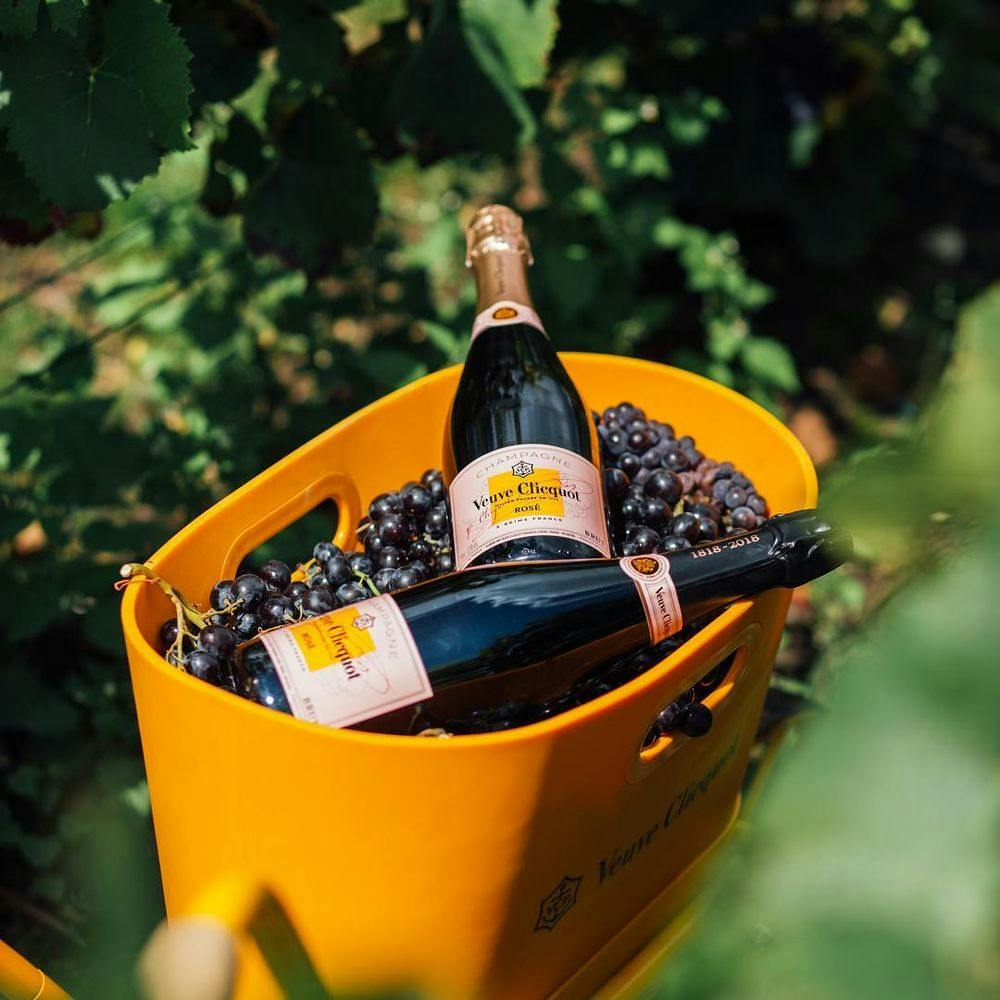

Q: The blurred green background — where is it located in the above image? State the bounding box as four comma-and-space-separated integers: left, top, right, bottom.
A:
0, 0, 997, 996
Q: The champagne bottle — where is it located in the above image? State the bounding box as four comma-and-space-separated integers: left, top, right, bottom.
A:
446, 204, 611, 570
238, 511, 848, 734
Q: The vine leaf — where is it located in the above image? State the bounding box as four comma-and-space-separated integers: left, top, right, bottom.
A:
392, 1, 533, 157
460, 0, 558, 88
242, 99, 376, 273
274, 0, 346, 88
0, 0, 192, 212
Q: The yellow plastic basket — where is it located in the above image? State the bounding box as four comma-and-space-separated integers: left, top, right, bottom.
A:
120, 355, 816, 999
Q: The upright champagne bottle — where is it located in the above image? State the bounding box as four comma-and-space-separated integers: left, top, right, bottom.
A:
446, 205, 611, 570
239, 511, 849, 734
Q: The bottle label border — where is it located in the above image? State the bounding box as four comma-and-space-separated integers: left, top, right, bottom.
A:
471, 299, 547, 342
449, 442, 611, 569
619, 554, 684, 644
261, 594, 432, 729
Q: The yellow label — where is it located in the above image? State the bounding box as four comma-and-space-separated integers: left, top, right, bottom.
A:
486, 466, 565, 524
286, 606, 377, 672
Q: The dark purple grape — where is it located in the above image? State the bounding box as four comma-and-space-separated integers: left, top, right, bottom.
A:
678, 703, 713, 737
641, 497, 669, 527
302, 586, 337, 617
731, 473, 752, 489
372, 568, 396, 592
601, 406, 619, 424
210, 579, 235, 611
407, 538, 434, 564
730, 506, 757, 529
713, 462, 735, 480
747, 494, 767, 516
640, 447, 662, 470
312, 541, 343, 563
683, 447, 704, 467
604, 467, 630, 502
233, 611, 260, 640
692, 511, 719, 541
628, 482, 645, 500
633, 467, 652, 486
724, 486, 748, 510
261, 594, 296, 628
159, 618, 179, 649
425, 506, 450, 538
324, 557, 354, 586
621, 497, 643, 522
198, 625, 237, 659
631, 527, 661, 553
651, 421, 674, 441
390, 566, 423, 591
376, 546, 405, 570
678, 435, 695, 449
186, 650, 221, 683
428, 478, 446, 503
644, 469, 682, 504
336, 582, 368, 605
627, 428, 656, 453
420, 469, 443, 487
232, 574, 266, 611
670, 512, 700, 543
436, 552, 455, 574
601, 427, 628, 456
283, 582, 308, 606
618, 453, 641, 478
661, 446, 689, 472
655, 700, 684, 734
260, 559, 291, 592
712, 478, 733, 502
378, 512, 410, 546
406, 560, 430, 580
348, 552, 376, 577
659, 536, 691, 553
365, 531, 386, 556
620, 540, 639, 556
401, 484, 433, 517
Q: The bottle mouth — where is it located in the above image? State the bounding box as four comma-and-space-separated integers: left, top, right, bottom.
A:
770, 510, 852, 586
465, 204, 534, 267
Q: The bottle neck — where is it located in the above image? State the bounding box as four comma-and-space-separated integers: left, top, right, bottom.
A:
470, 251, 534, 313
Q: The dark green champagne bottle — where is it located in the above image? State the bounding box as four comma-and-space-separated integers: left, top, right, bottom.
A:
445, 205, 611, 570
239, 511, 849, 734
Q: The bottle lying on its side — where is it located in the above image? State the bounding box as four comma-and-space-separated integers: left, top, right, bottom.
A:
238, 510, 850, 735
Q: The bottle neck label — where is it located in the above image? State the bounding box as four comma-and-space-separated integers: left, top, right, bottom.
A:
260, 594, 432, 729
619, 554, 683, 644
449, 442, 611, 569
471, 300, 547, 343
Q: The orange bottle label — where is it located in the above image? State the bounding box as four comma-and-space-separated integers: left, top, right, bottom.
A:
619, 554, 683, 643
259, 594, 432, 728
449, 443, 611, 569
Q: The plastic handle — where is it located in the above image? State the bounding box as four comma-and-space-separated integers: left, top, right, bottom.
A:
138, 876, 327, 1000
0, 938, 71, 1000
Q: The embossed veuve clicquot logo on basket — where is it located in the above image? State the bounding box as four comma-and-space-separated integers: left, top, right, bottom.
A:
449, 443, 611, 569
619, 554, 683, 644
260, 595, 432, 728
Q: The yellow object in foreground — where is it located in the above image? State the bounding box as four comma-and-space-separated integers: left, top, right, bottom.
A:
119, 355, 816, 999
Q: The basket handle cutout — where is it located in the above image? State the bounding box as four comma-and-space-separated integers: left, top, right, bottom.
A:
627, 642, 751, 783
220, 472, 360, 581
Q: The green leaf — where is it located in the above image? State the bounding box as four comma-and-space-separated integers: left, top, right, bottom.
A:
0, 142, 50, 235
740, 335, 800, 392
459, 0, 559, 88
102, 0, 193, 151
392, 1, 533, 155
0, 0, 39, 37
274, 0, 346, 88
242, 99, 377, 272
0, 0, 192, 211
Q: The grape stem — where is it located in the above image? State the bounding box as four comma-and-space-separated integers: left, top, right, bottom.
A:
116, 563, 211, 669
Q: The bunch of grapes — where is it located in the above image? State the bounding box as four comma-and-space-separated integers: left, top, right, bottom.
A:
156, 470, 455, 705
153, 403, 769, 732
598, 401, 769, 556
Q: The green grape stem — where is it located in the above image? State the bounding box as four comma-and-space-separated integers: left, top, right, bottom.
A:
117, 562, 211, 631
